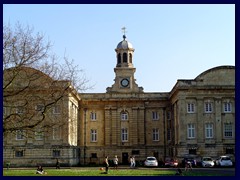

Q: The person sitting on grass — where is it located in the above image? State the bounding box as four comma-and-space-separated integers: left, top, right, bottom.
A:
36, 165, 44, 174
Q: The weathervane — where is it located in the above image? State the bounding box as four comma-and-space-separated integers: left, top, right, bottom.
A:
121, 27, 127, 40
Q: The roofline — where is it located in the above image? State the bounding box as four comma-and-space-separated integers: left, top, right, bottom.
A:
195, 65, 235, 80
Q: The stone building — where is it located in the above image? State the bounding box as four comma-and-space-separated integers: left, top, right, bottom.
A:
169, 66, 235, 161
78, 35, 235, 165
3, 35, 235, 167
3, 67, 80, 167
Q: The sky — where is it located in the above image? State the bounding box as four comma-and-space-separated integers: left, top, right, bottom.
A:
3, 4, 235, 93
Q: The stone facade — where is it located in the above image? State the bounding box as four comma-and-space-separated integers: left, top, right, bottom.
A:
3, 67, 80, 167
3, 35, 235, 167
170, 66, 235, 162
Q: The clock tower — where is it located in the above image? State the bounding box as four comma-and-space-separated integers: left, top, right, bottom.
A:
107, 28, 143, 93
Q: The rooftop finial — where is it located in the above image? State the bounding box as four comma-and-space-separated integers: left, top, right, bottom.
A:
121, 27, 127, 40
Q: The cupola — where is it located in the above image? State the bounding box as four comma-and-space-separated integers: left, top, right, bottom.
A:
115, 29, 135, 68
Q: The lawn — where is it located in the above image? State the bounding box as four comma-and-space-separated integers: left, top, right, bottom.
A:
3, 168, 232, 176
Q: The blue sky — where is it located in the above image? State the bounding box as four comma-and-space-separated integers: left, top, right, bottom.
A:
3, 4, 235, 93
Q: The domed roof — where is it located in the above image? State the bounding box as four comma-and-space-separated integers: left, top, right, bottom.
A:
116, 35, 133, 49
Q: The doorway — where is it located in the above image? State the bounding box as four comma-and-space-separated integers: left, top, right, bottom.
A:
122, 152, 129, 165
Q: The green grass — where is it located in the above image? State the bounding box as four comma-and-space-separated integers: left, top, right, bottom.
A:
3, 168, 232, 176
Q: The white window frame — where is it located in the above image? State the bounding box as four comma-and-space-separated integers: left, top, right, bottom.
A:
224, 102, 232, 113
16, 130, 25, 140
152, 128, 159, 141
121, 112, 128, 120
205, 123, 213, 138
91, 129, 97, 142
205, 102, 213, 113
187, 124, 195, 138
90, 112, 97, 121
121, 128, 128, 142
224, 123, 233, 138
187, 103, 195, 113
152, 111, 159, 120
35, 131, 44, 140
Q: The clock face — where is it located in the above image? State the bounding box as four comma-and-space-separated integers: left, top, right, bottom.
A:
121, 78, 129, 87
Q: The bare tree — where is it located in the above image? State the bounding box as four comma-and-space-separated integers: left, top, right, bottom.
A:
3, 22, 91, 138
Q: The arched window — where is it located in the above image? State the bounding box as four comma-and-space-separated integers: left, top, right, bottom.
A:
121, 111, 128, 120
117, 53, 121, 64
129, 53, 132, 63
123, 53, 127, 63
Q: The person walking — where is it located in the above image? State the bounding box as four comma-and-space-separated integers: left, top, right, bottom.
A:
132, 156, 136, 168
184, 160, 192, 171
104, 156, 109, 174
130, 156, 133, 168
56, 158, 60, 169
113, 155, 119, 170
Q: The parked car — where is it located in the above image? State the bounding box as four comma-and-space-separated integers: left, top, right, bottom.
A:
144, 156, 158, 167
225, 154, 235, 166
182, 157, 197, 167
164, 158, 178, 167
201, 157, 215, 167
215, 156, 233, 167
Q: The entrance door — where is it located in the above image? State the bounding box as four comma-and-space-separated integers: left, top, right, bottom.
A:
122, 152, 129, 165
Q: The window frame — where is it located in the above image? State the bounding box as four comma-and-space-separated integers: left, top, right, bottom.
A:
205, 102, 213, 113
16, 130, 25, 140
187, 124, 195, 138
35, 131, 44, 140
205, 123, 213, 138
90, 129, 97, 142
90, 112, 97, 121
223, 102, 232, 113
152, 128, 159, 141
121, 111, 128, 121
224, 123, 233, 138
121, 128, 128, 142
187, 103, 195, 113
152, 111, 159, 120
15, 150, 24, 157
53, 150, 61, 157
